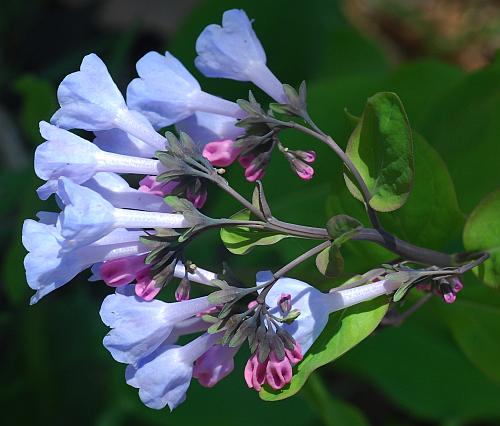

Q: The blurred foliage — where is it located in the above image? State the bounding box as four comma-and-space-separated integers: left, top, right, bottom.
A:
1, 0, 500, 425
344, 0, 500, 70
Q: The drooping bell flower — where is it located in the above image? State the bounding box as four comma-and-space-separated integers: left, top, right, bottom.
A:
195, 9, 286, 103
127, 51, 244, 129
51, 54, 165, 149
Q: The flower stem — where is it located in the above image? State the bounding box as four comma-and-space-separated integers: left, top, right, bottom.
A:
257, 240, 332, 303
272, 117, 381, 230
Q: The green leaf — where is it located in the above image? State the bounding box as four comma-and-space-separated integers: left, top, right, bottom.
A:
344, 107, 360, 130
442, 285, 500, 384
421, 64, 500, 213
337, 307, 500, 422
14, 75, 57, 145
463, 190, 500, 287
381, 133, 464, 250
302, 373, 370, 426
344, 92, 414, 212
220, 210, 290, 255
315, 245, 344, 278
326, 214, 362, 244
260, 297, 388, 401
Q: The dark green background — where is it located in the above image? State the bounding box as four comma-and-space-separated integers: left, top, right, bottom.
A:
1, 0, 500, 425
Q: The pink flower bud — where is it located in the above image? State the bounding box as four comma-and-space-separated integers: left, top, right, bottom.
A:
100, 255, 147, 287
278, 293, 292, 314
443, 291, 457, 304
248, 300, 258, 310
202, 140, 241, 167
292, 159, 314, 180
285, 342, 303, 366
186, 186, 207, 209
295, 150, 316, 163
196, 305, 221, 317
138, 175, 178, 196
135, 268, 161, 301
265, 351, 293, 390
175, 278, 191, 302
238, 154, 254, 169
244, 344, 302, 392
244, 353, 268, 391
244, 163, 266, 182
193, 345, 236, 388
451, 277, 464, 293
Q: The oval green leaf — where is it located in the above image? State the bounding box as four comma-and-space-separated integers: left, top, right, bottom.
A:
344, 92, 414, 212
463, 189, 500, 287
220, 210, 290, 255
315, 245, 344, 278
259, 297, 389, 401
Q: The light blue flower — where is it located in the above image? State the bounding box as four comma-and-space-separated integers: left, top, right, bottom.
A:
22, 219, 148, 304
35, 121, 101, 184
51, 53, 127, 131
93, 126, 158, 159
57, 177, 117, 250
125, 332, 220, 410
195, 9, 286, 102
257, 271, 331, 354
100, 285, 215, 364
35, 122, 162, 200
84, 172, 169, 212
51, 54, 165, 148
175, 111, 244, 145
57, 178, 188, 250
22, 219, 81, 304
258, 271, 402, 354
127, 51, 243, 129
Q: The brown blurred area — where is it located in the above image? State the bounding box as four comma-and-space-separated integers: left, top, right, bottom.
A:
343, 0, 500, 70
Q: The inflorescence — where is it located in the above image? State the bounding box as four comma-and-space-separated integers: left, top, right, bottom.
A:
22, 9, 486, 411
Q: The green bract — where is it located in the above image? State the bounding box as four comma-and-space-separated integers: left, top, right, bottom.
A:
344, 92, 414, 212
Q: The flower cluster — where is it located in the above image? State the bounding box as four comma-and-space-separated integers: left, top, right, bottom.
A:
22, 8, 433, 411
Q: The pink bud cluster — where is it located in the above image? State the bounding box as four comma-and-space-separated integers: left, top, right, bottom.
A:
202, 140, 317, 182
416, 277, 464, 304
244, 343, 303, 391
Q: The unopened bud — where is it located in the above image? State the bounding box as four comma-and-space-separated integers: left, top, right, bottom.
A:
291, 158, 314, 180
443, 291, 457, 304
292, 150, 316, 163
186, 180, 207, 209
248, 300, 258, 310
278, 293, 292, 314
175, 277, 191, 302
439, 281, 456, 304
451, 277, 464, 293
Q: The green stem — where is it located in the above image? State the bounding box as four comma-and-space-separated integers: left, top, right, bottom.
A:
208, 175, 266, 220
352, 228, 456, 267
273, 117, 381, 230
257, 240, 331, 303
205, 163, 485, 269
